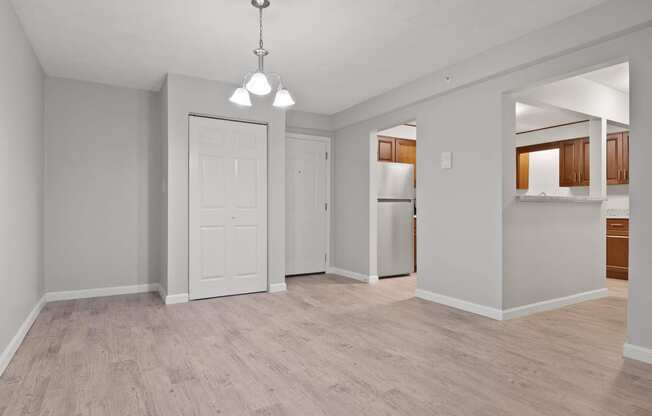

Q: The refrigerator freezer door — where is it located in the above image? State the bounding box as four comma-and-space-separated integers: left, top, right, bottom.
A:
377, 163, 414, 199
378, 201, 414, 277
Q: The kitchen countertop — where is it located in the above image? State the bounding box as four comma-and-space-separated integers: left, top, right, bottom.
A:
516, 195, 607, 203
606, 209, 629, 219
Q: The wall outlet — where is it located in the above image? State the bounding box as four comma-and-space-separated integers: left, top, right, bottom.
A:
441, 152, 452, 169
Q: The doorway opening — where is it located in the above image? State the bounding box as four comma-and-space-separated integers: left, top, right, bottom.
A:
505, 61, 629, 318
373, 122, 417, 284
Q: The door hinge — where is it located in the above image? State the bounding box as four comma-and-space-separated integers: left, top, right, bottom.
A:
324, 253, 327, 264
325, 152, 328, 160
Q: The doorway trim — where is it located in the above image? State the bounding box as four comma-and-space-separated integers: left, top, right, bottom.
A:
285, 132, 332, 274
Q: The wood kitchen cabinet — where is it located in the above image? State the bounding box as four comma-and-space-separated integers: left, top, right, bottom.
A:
395, 139, 416, 186
378, 136, 417, 185
559, 138, 585, 187
378, 137, 396, 162
516, 132, 629, 189
607, 218, 629, 280
606, 132, 629, 185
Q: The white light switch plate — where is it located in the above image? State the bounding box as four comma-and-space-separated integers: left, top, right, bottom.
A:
441, 152, 452, 169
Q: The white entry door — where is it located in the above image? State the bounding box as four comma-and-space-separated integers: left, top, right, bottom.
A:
286, 137, 328, 275
189, 116, 267, 300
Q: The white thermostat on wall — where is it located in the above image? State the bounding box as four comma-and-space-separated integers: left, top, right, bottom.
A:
441, 152, 452, 169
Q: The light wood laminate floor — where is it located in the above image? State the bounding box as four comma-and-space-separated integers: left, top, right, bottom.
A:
1, 275, 649, 416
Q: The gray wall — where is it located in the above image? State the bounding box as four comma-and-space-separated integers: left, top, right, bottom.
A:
163, 74, 286, 296
628, 36, 652, 350
416, 83, 503, 309
286, 110, 333, 137
0, 0, 44, 362
44, 77, 162, 292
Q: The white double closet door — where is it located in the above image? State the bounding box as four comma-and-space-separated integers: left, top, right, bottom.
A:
189, 116, 267, 300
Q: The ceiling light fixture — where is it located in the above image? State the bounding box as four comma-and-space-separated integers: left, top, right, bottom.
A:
229, 0, 295, 109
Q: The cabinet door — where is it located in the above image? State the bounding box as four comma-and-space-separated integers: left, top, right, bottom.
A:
378, 137, 395, 162
560, 140, 581, 186
516, 151, 529, 190
395, 139, 416, 186
580, 138, 590, 186
606, 133, 621, 185
622, 132, 629, 184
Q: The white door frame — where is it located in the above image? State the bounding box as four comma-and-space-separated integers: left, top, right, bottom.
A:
188, 114, 269, 298
285, 132, 332, 272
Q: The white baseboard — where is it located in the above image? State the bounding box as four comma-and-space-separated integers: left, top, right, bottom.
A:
415, 288, 503, 320
624, 343, 652, 365
153, 284, 188, 304
0, 295, 46, 377
164, 293, 189, 304
45, 283, 159, 302
327, 267, 377, 284
269, 283, 287, 293
502, 288, 609, 320
156, 283, 167, 303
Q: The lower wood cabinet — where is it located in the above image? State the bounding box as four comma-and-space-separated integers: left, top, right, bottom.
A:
606, 218, 629, 280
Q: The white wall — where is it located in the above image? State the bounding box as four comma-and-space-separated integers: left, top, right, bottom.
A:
628, 38, 652, 352
416, 84, 504, 309
516, 122, 590, 147
0, 0, 44, 366
286, 110, 333, 137
163, 74, 286, 296
44, 77, 162, 292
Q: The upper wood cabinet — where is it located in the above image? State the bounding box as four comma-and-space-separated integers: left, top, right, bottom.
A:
606, 132, 629, 184
395, 139, 416, 186
516, 132, 629, 189
378, 136, 417, 185
378, 137, 395, 162
559, 139, 584, 187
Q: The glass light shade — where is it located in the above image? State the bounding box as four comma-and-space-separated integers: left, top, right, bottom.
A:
245, 72, 272, 96
229, 87, 252, 106
273, 88, 295, 108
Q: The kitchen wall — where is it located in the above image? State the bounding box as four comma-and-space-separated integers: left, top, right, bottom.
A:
163, 74, 286, 297
0, 0, 44, 371
44, 77, 163, 292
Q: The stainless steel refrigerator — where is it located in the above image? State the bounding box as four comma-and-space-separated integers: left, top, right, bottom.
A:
377, 162, 414, 277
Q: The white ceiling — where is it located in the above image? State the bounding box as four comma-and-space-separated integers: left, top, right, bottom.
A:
515, 103, 586, 133
379, 124, 416, 140
582, 62, 629, 93
12, 0, 607, 114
